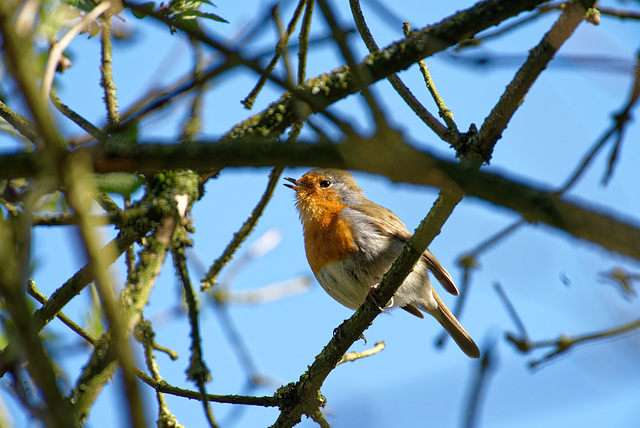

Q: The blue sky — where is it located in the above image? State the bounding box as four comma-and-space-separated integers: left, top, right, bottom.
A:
2, 0, 640, 427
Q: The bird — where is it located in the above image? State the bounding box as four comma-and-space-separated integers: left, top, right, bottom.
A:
284, 168, 479, 358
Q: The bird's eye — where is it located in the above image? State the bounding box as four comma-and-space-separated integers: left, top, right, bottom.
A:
319, 180, 332, 188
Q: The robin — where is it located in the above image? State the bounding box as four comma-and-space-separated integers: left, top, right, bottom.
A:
284, 168, 479, 358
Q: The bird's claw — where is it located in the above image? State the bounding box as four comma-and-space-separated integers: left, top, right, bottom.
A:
333, 326, 368, 345
367, 284, 391, 313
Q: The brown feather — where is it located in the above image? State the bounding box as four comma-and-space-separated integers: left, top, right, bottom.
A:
401, 304, 425, 318
430, 292, 480, 358
422, 249, 458, 295
353, 203, 459, 296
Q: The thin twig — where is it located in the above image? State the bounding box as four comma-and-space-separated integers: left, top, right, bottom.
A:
49, 89, 107, 142
173, 240, 219, 428
134, 319, 184, 427
318, 0, 385, 127
506, 316, 640, 369
100, 6, 120, 126
41, 2, 112, 100
213, 301, 261, 382
602, 50, 640, 184
27, 282, 100, 347
31, 213, 112, 226
463, 342, 497, 428
336, 341, 385, 365
349, 0, 454, 146
124, 196, 136, 283
558, 51, 640, 190
201, 166, 284, 289
403, 22, 460, 137
297, 0, 314, 85
494, 283, 529, 341
0, 99, 37, 142
180, 37, 206, 142
465, 218, 527, 258
474, 1, 595, 162
241, 0, 307, 109
136, 370, 282, 406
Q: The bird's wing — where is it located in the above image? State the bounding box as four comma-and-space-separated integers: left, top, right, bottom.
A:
351, 202, 412, 241
422, 249, 458, 296
351, 202, 459, 296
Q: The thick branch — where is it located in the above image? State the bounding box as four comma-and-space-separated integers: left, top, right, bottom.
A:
273, 189, 450, 426
2, 135, 638, 262
125, 0, 547, 141
226, 0, 548, 140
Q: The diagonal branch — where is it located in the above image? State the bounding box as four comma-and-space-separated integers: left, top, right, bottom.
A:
272, 188, 453, 426
473, 0, 596, 162
125, 0, 549, 141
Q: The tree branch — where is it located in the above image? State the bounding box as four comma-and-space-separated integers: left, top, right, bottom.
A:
473, 0, 596, 162
69, 172, 200, 425
125, 0, 548, 142
2, 133, 639, 263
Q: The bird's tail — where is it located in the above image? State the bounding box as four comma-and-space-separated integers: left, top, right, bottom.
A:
429, 292, 480, 358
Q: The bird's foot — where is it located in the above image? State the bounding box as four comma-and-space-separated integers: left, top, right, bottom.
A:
366, 283, 391, 313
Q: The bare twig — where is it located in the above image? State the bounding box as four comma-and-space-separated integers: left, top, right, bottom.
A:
403, 21, 460, 137
507, 317, 640, 369
297, 0, 314, 84
556, 51, 639, 191
598, 267, 640, 300
135, 320, 185, 428
474, 1, 596, 162
201, 166, 284, 289
173, 238, 218, 428
318, 0, 386, 126
0, 99, 37, 142
41, 2, 112, 100
495, 283, 530, 343
337, 341, 385, 365
27, 282, 100, 347
100, 5, 120, 126
463, 342, 498, 428
136, 370, 282, 407
242, 0, 307, 109
49, 89, 107, 142
349, 0, 453, 146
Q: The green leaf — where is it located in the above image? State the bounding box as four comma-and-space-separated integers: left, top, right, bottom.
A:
178, 10, 228, 23
93, 173, 145, 197
174, 15, 202, 33
62, 0, 96, 13
131, 2, 156, 19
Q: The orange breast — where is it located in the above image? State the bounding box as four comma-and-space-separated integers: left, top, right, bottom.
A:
300, 200, 357, 274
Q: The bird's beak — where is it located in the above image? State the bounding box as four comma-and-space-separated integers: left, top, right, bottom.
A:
284, 177, 301, 190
